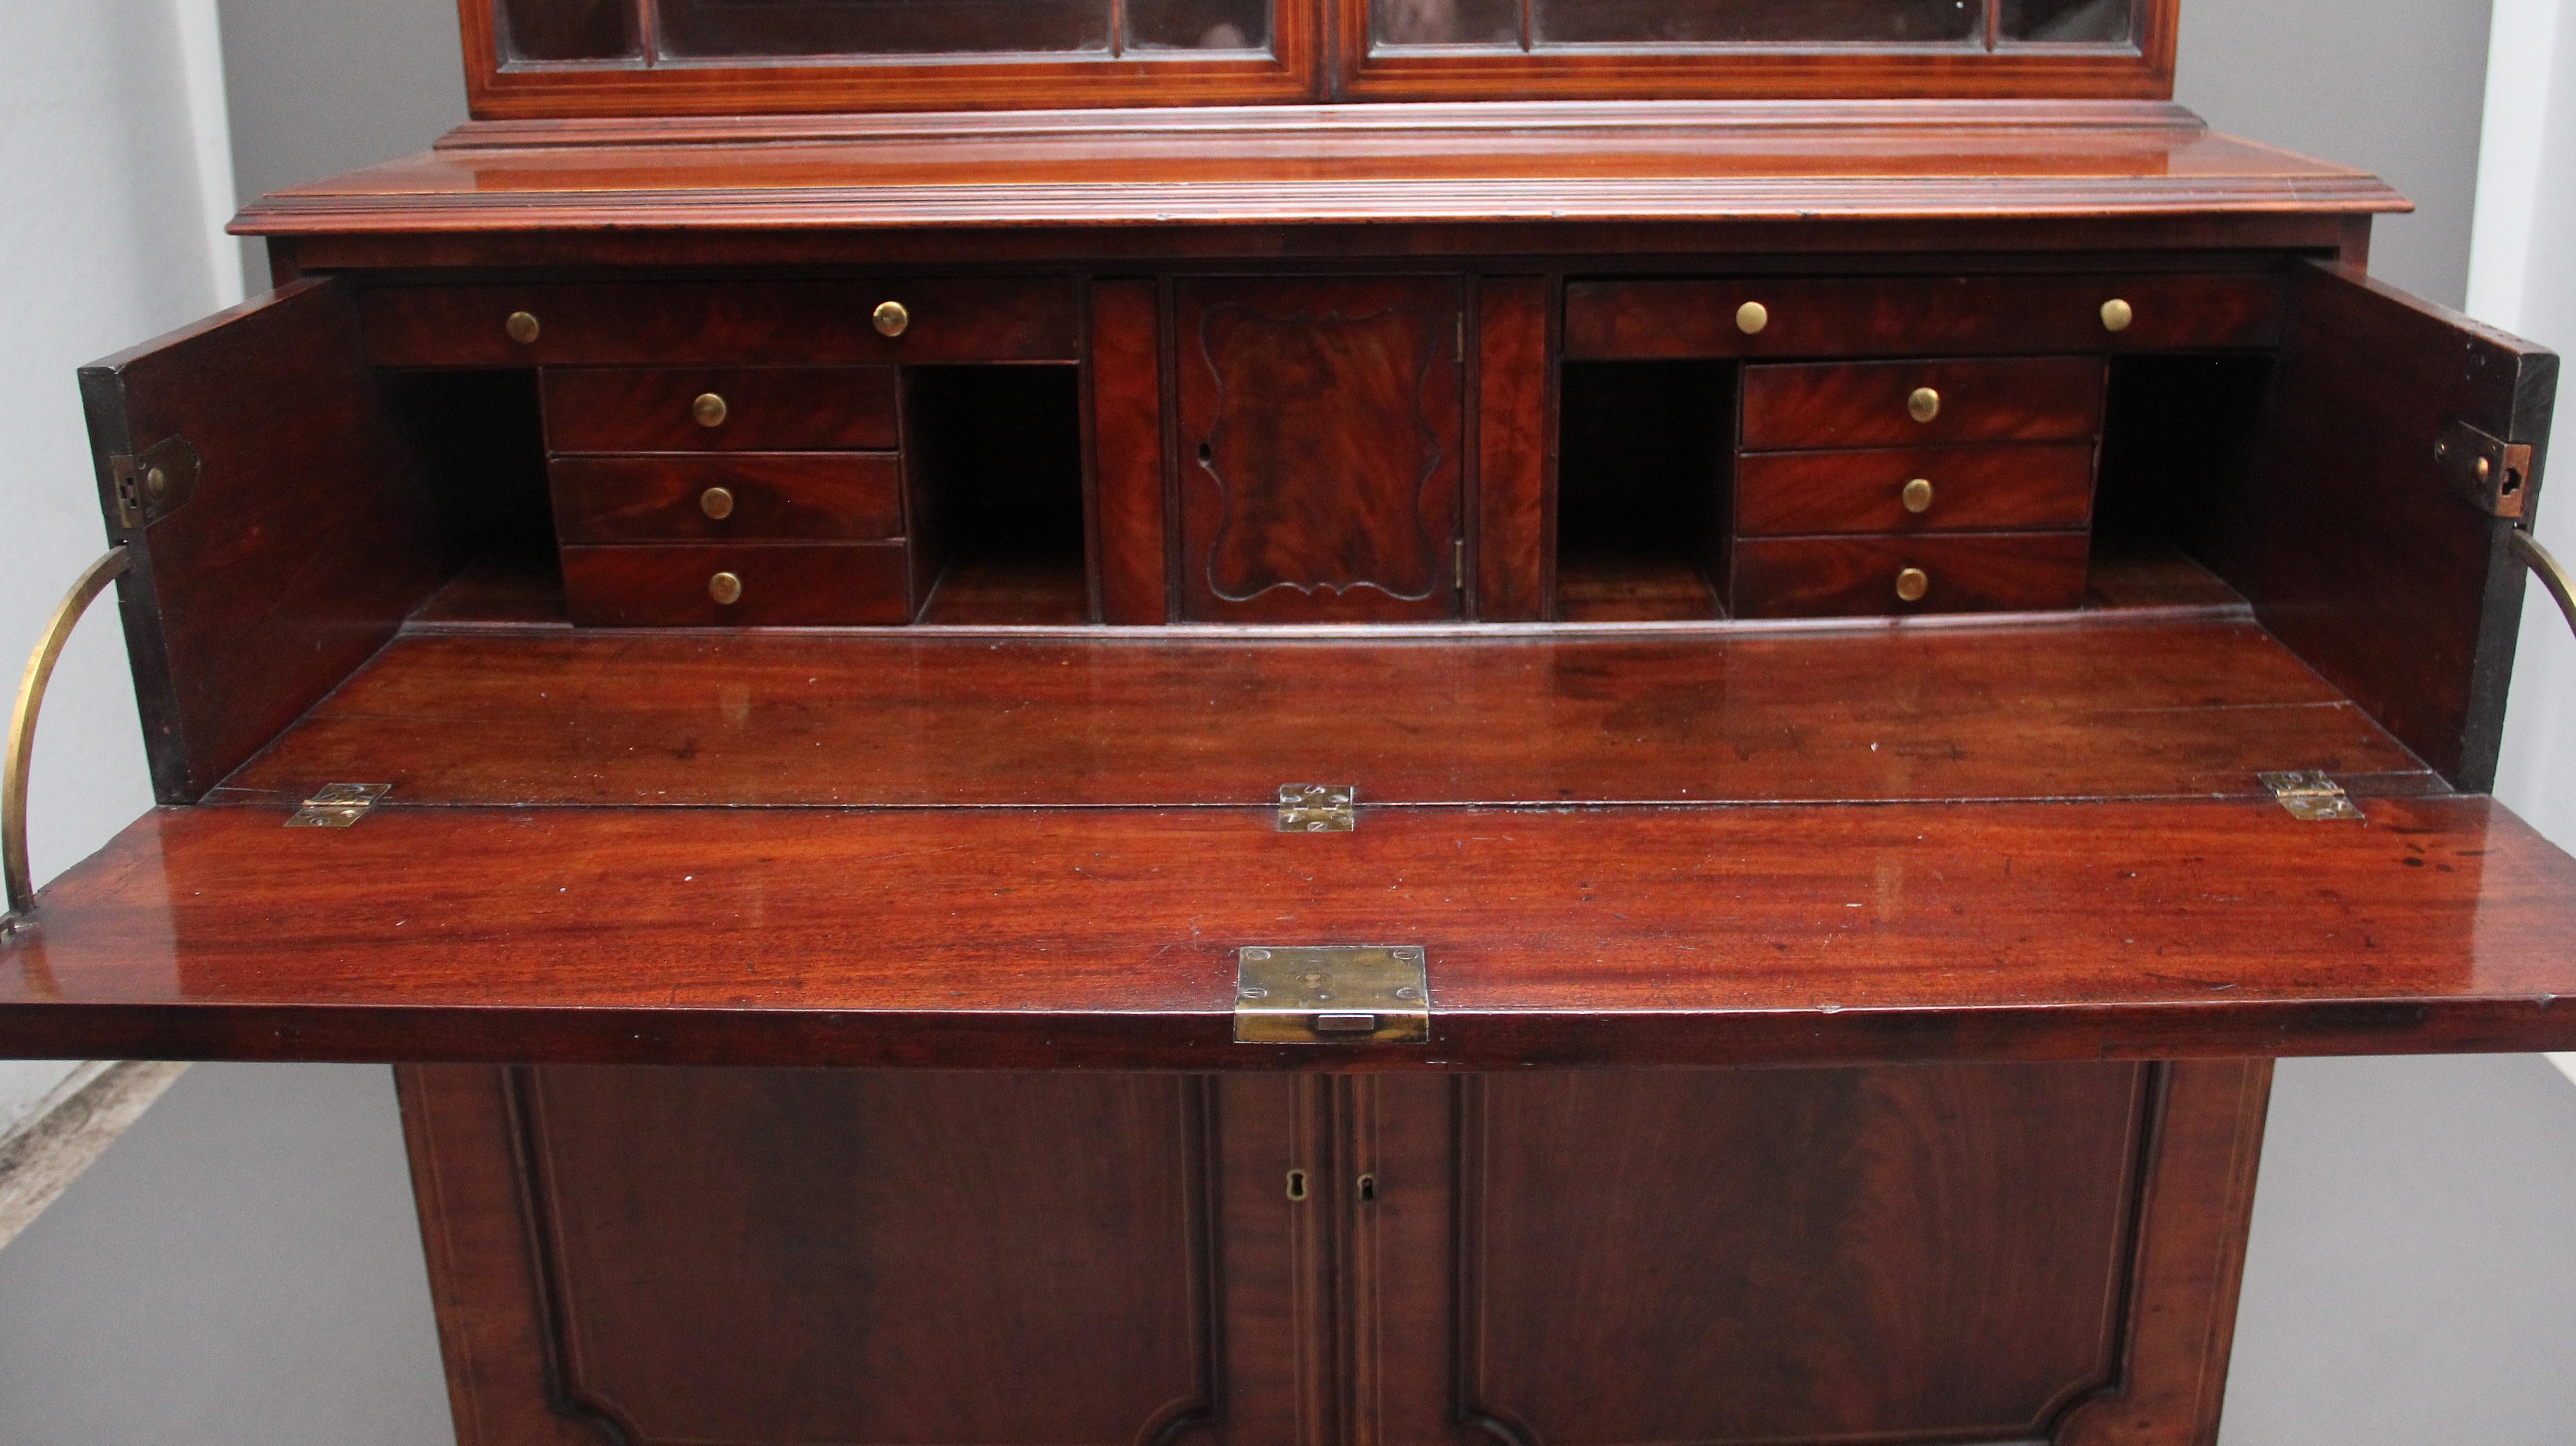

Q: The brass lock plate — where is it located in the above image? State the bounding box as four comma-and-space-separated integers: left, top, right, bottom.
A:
1234, 945, 1430, 1044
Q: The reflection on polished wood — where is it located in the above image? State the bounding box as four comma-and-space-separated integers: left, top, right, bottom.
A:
6, 795, 2574, 1066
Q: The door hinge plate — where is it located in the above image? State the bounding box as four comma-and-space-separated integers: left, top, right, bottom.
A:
286, 783, 391, 828
1235, 945, 1430, 1044
1277, 784, 1355, 832
2258, 770, 2362, 822
109, 436, 202, 530
2435, 420, 2533, 519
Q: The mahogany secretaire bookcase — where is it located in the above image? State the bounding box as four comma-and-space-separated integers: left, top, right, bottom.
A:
1, 1, 2569, 1441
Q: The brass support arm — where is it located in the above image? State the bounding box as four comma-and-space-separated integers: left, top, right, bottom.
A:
3, 547, 131, 921
2509, 529, 2576, 640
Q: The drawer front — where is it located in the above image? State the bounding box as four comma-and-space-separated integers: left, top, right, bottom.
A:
1732, 532, 2091, 618
1565, 273, 2287, 359
561, 543, 913, 626
552, 455, 905, 543
1735, 443, 2097, 537
363, 278, 1080, 367
1741, 357, 2105, 451
544, 368, 899, 453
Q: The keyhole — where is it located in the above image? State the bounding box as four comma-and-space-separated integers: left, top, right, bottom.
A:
1357, 1173, 1377, 1203
1198, 442, 1213, 465
1285, 1169, 1308, 1202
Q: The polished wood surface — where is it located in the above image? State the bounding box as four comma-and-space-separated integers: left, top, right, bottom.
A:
558, 543, 913, 626
1742, 355, 2106, 449
1176, 277, 1463, 621
542, 367, 899, 454
1736, 441, 2097, 535
215, 620, 2424, 807
549, 454, 905, 542
79, 278, 461, 804
1091, 279, 1173, 624
1471, 277, 1552, 622
1733, 530, 2093, 615
12, 794, 2576, 1066
2206, 261, 2560, 792
1567, 269, 2283, 359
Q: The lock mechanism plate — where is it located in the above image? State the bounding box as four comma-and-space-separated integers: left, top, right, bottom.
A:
2435, 419, 2533, 519
109, 436, 202, 530
1234, 945, 1430, 1045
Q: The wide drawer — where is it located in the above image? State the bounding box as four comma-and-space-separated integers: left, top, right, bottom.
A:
1735, 443, 2098, 537
552, 454, 906, 543
1732, 532, 2091, 617
1565, 273, 2287, 359
1741, 357, 2105, 451
544, 367, 899, 453
362, 278, 1081, 367
561, 543, 913, 626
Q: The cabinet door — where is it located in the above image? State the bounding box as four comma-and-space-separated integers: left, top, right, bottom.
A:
402, 1066, 1326, 1446
1176, 277, 1465, 622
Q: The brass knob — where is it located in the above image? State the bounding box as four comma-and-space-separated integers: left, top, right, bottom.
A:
1895, 567, 1930, 603
505, 310, 540, 345
873, 300, 910, 338
692, 393, 728, 428
1735, 301, 1769, 335
1907, 387, 1941, 424
707, 572, 743, 606
2101, 298, 2135, 333
699, 486, 735, 520
1902, 478, 1934, 513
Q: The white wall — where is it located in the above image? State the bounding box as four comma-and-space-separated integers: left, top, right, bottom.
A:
0, 0, 240, 1136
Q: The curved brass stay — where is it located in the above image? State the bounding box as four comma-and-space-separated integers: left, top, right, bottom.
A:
2511, 529, 2576, 640
3, 547, 130, 922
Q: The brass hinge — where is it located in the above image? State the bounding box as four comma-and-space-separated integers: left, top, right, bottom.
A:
1277, 783, 1355, 832
2258, 771, 2363, 822
286, 783, 391, 828
2435, 420, 2533, 519
108, 436, 201, 530
1234, 945, 1430, 1044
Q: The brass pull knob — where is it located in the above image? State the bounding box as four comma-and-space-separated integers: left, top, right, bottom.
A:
707, 571, 743, 606
1902, 478, 1934, 513
873, 300, 910, 338
699, 486, 734, 520
504, 311, 540, 345
692, 393, 728, 428
1895, 567, 1930, 603
1907, 387, 1941, 424
2101, 297, 2134, 333
1735, 301, 1769, 335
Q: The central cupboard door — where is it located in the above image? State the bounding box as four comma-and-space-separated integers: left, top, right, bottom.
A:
1176, 277, 1465, 621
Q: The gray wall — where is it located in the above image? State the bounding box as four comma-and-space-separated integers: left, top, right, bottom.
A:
1, 4, 2568, 1444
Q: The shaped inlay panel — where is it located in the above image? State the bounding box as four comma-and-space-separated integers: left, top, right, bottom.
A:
1177, 277, 1464, 621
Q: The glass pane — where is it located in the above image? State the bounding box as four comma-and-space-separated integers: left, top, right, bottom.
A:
658, 0, 1115, 57
1533, 0, 1979, 46
1375, 0, 1520, 47
1998, 0, 2136, 42
1126, 0, 1271, 50
497, 0, 641, 60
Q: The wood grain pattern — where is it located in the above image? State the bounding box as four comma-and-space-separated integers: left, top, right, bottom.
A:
77, 278, 458, 803
216, 621, 2426, 807
1091, 279, 1171, 624
1732, 530, 2092, 616
1567, 270, 2284, 359
362, 277, 1080, 367
2205, 261, 2560, 791
542, 367, 899, 453
1735, 441, 2097, 535
1741, 355, 2106, 449
549, 454, 904, 541
1473, 277, 1552, 622
13, 795, 2576, 1068
1176, 277, 1463, 621
559, 543, 913, 625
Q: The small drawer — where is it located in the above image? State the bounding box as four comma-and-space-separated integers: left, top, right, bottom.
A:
1564, 273, 2287, 359
1734, 443, 2097, 537
363, 277, 1080, 367
561, 543, 913, 626
552, 455, 905, 543
1740, 357, 2104, 451
544, 368, 898, 453
1731, 532, 2091, 618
